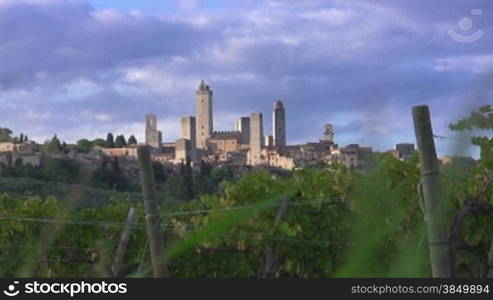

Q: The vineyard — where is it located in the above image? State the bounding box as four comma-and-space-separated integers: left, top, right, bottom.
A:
0, 106, 492, 278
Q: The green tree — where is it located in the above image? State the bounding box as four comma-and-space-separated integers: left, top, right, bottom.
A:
450, 105, 493, 168
153, 162, 167, 184
1, 153, 15, 176
92, 138, 106, 148
43, 135, 62, 154
170, 168, 354, 278
90, 157, 130, 191
76, 139, 93, 153
128, 135, 138, 145
183, 157, 194, 200
211, 165, 234, 187
450, 105, 493, 131
195, 160, 214, 195
199, 160, 212, 176
161, 173, 186, 201
105, 133, 115, 148
446, 106, 493, 277
2, 154, 493, 278
40, 158, 80, 183
6, 157, 82, 183
14, 158, 23, 168
0, 127, 13, 142
0, 194, 145, 277
115, 135, 127, 148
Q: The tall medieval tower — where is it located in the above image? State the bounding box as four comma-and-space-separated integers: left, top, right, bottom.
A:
181, 116, 197, 161
196, 80, 213, 150
235, 117, 251, 145
145, 113, 161, 149
324, 124, 334, 143
273, 100, 286, 147
249, 112, 264, 165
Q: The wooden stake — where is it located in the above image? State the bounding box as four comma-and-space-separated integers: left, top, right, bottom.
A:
111, 206, 137, 277
259, 198, 289, 278
412, 105, 452, 277
137, 146, 168, 278
487, 242, 493, 278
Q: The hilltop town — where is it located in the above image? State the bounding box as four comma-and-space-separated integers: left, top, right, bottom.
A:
0, 80, 420, 174
141, 79, 412, 170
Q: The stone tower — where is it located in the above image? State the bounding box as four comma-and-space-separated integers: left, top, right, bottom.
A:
145, 113, 162, 149
235, 117, 250, 145
324, 124, 334, 143
273, 100, 286, 147
249, 112, 264, 165
265, 135, 274, 148
181, 116, 196, 161
175, 138, 191, 163
196, 80, 213, 150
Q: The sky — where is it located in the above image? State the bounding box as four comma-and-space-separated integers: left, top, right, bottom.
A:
1, 0, 492, 157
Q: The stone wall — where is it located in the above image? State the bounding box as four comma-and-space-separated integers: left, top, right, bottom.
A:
0, 142, 35, 154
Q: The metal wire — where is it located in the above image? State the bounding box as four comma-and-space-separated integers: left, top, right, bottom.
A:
160, 198, 347, 217
0, 216, 146, 228
433, 134, 470, 142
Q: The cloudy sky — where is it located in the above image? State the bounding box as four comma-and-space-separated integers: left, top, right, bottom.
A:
1, 0, 492, 157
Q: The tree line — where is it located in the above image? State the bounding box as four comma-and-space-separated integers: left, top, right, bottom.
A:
0, 127, 28, 143
0, 127, 138, 154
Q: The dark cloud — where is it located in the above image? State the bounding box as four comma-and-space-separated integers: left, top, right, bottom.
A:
0, 0, 211, 89
0, 0, 492, 156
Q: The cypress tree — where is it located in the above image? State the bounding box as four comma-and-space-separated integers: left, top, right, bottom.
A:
115, 135, 125, 148
183, 156, 194, 200
105, 133, 115, 148
43, 135, 62, 154
128, 135, 137, 145
153, 162, 167, 184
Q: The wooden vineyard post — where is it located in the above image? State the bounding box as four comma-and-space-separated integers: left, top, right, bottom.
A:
137, 146, 168, 278
111, 206, 137, 277
488, 243, 493, 278
412, 105, 452, 277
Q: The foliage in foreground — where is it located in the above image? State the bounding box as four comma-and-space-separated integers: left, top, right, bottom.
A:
1, 151, 491, 278
1, 105, 493, 277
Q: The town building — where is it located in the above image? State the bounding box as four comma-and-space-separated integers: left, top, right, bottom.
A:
396, 143, 415, 161
1, 80, 378, 173
136, 80, 376, 171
